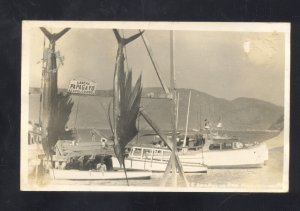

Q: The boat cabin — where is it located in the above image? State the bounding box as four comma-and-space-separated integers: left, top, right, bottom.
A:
208, 141, 245, 150
128, 146, 171, 162
152, 133, 204, 150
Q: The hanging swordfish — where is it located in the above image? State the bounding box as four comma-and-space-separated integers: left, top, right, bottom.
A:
111, 29, 144, 168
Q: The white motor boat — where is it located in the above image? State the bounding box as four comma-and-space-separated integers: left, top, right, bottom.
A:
112, 146, 208, 173
179, 134, 269, 169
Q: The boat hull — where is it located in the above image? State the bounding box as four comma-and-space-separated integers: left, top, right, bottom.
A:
179, 143, 269, 169
50, 169, 151, 180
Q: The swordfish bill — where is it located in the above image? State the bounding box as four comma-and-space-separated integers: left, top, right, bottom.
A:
39, 27, 70, 156
112, 29, 144, 167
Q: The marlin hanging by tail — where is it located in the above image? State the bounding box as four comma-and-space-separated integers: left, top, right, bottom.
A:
39, 27, 72, 156
111, 29, 144, 184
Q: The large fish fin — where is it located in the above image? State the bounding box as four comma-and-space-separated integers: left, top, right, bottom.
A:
119, 73, 142, 145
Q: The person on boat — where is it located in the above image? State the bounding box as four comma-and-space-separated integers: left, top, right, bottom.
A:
143, 150, 150, 159
100, 138, 107, 147
96, 158, 107, 175
90, 130, 96, 142
85, 155, 95, 170
186, 137, 190, 147
76, 156, 84, 170
154, 142, 161, 147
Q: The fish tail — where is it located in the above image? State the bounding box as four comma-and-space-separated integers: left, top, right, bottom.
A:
113, 29, 144, 46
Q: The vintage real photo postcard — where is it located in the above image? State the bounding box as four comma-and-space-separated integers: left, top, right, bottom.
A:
21, 21, 290, 192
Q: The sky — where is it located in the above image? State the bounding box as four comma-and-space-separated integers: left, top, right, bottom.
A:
28, 27, 286, 106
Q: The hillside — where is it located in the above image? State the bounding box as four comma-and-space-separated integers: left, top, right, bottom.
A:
29, 87, 284, 131
269, 115, 284, 131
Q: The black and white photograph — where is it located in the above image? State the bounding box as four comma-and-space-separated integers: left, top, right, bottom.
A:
20, 21, 290, 192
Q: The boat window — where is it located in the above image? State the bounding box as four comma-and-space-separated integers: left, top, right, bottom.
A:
163, 151, 171, 157
132, 148, 142, 157
209, 144, 221, 150
152, 149, 162, 160
222, 143, 232, 150
233, 142, 244, 149
142, 149, 152, 158
153, 149, 161, 155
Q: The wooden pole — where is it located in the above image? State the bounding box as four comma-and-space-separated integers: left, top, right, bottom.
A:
140, 30, 188, 187
170, 30, 177, 186
176, 92, 180, 130
183, 90, 192, 147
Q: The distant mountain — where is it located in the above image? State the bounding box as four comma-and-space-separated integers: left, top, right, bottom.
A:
269, 115, 284, 131
141, 88, 284, 131
29, 87, 284, 131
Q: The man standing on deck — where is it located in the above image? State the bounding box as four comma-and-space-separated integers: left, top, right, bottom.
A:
90, 130, 96, 142
96, 158, 107, 175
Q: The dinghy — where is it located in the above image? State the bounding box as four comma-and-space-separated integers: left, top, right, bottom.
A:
50, 169, 151, 180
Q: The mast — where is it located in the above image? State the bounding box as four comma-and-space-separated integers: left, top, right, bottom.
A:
183, 90, 192, 147
139, 30, 188, 187
170, 30, 177, 186
175, 92, 180, 130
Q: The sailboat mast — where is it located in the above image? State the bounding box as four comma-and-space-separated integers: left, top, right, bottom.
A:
175, 92, 180, 130
183, 90, 191, 147
170, 30, 177, 186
